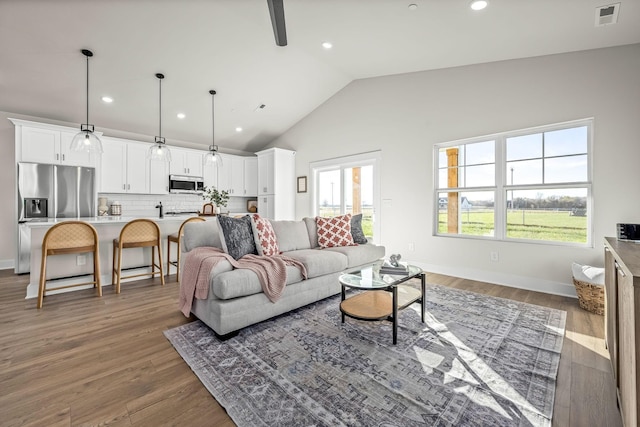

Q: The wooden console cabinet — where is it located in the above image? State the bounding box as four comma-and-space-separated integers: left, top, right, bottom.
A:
604, 237, 640, 427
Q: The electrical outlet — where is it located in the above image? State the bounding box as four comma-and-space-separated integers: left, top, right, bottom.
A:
76, 255, 86, 266
408, 242, 415, 251
490, 251, 499, 262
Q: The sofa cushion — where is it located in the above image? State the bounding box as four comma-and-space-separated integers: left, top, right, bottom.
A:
303, 217, 318, 249
350, 213, 368, 244
270, 220, 311, 252
316, 214, 355, 248
217, 215, 258, 260
182, 220, 222, 252
282, 249, 348, 278
211, 265, 305, 300
324, 244, 385, 269
251, 214, 279, 256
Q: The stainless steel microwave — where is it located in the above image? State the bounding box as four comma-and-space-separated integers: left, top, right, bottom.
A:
169, 175, 204, 194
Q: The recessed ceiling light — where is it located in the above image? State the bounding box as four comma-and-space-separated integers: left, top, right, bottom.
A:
177, 113, 186, 119
101, 96, 113, 103
235, 127, 243, 132
470, 0, 488, 11
408, 4, 418, 11
322, 42, 333, 49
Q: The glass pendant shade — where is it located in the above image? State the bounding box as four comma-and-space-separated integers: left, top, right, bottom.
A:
70, 124, 103, 153
71, 49, 103, 153
148, 137, 172, 161
147, 73, 171, 162
204, 145, 223, 166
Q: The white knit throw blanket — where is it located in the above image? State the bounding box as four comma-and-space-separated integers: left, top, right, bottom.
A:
179, 247, 308, 317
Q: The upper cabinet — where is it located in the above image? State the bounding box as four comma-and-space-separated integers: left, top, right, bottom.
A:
12, 119, 98, 167
170, 147, 203, 177
204, 154, 257, 197
256, 148, 295, 220
244, 157, 258, 197
100, 137, 149, 194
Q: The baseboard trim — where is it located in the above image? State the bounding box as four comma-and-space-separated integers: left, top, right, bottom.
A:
0, 259, 14, 271
409, 261, 578, 299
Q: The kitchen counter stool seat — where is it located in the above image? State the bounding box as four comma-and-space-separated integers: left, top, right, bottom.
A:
167, 217, 205, 282
112, 219, 165, 293
38, 221, 101, 309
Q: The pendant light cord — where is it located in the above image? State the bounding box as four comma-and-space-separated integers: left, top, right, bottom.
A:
159, 77, 162, 139
214, 90, 216, 147
85, 53, 89, 125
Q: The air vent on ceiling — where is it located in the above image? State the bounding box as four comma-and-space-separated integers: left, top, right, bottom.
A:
595, 3, 620, 26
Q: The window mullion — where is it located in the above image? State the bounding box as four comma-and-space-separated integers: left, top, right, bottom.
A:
495, 136, 505, 240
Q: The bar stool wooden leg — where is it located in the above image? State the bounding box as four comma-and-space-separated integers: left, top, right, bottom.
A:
94, 251, 102, 297
151, 246, 156, 276
112, 242, 117, 286
37, 246, 47, 309
116, 243, 123, 294
156, 243, 165, 286
176, 243, 181, 283
166, 238, 172, 278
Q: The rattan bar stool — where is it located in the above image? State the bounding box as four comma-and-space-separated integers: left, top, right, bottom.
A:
167, 217, 205, 282
38, 221, 101, 309
112, 219, 164, 293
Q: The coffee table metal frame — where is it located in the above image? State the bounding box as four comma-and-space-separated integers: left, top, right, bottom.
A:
339, 263, 425, 345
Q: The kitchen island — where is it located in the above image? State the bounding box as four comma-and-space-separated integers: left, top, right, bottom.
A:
23, 215, 217, 299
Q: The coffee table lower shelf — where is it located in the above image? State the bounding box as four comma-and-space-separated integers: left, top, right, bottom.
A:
340, 285, 423, 344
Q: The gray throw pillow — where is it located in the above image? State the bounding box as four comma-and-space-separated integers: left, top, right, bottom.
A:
350, 213, 368, 244
217, 215, 258, 260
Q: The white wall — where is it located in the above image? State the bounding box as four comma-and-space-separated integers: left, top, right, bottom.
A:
273, 44, 640, 296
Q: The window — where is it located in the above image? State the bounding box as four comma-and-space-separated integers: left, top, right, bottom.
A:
434, 120, 592, 246
311, 151, 381, 242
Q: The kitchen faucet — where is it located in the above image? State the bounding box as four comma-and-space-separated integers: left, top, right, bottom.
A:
155, 202, 164, 219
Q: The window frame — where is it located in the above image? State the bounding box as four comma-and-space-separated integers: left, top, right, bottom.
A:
310, 151, 382, 243
433, 119, 593, 247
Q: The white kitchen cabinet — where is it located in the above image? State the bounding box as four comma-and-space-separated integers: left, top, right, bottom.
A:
229, 155, 245, 196
216, 154, 232, 193
257, 194, 275, 219
215, 154, 245, 196
149, 160, 169, 194
203, 159, 220, 190
170, 147, 203, 177
100, 137, 149, 194
12, 119, 97, 167
204, 154, 256, 196
256, 148, 295, 220
244, 157, 258, 197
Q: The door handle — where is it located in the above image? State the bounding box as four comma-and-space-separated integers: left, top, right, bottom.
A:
56, 153, 59, 161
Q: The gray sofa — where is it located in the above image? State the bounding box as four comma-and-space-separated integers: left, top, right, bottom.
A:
181, 217, 385, 336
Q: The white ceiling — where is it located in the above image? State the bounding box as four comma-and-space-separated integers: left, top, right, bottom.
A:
1, 0, 639, 153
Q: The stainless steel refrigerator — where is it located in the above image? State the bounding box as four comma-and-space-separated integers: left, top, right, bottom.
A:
16, 162, 96, 273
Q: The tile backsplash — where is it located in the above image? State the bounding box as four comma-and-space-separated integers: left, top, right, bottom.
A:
98, 193, 254, 217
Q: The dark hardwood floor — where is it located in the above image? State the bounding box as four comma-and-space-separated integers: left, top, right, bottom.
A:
0, 269, 621, 426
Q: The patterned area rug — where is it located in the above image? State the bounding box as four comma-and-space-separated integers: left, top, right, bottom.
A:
164, 284, 566, 426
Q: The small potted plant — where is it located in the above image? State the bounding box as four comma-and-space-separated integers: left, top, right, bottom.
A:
203, 186, 229, 214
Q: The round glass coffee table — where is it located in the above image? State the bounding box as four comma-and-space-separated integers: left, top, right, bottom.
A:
338, 262, 425, 345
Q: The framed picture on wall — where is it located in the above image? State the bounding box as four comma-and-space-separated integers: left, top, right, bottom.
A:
297, 176, 307, 193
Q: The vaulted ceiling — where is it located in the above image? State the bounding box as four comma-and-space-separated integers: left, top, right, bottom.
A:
1, 0, 638, 153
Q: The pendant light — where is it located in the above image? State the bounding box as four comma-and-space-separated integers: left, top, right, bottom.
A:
70, 49, 103, 153
204, 90, 223, 166
147, 73, 172, 162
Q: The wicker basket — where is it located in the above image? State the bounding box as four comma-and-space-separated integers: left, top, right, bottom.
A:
573, 277, 604, 315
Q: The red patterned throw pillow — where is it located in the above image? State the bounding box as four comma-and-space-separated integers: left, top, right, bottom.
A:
251, 214, 279, 256
316, 214, 355, 248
